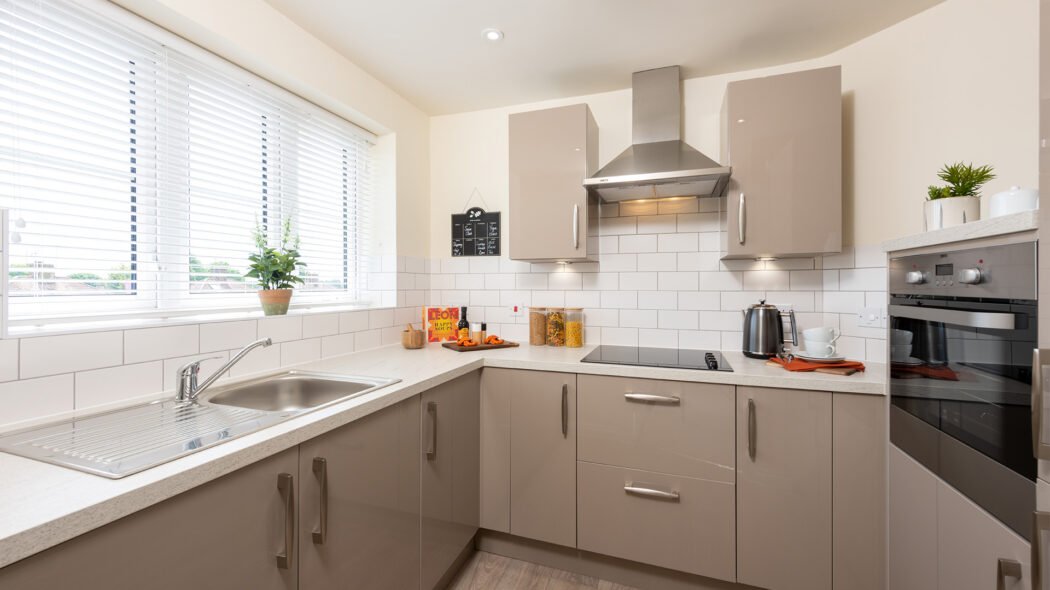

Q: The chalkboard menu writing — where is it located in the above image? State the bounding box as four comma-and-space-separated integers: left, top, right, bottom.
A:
451, 207, 500, 257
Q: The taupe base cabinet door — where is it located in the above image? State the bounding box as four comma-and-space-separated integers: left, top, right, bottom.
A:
480, 368, 577, 548
0, 447, 300, 590
422, 371, 481, 590
298, 396, 421, 590
736, 386, 832, 590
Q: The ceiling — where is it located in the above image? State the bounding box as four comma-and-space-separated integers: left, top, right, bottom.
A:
266, 0, 943, 115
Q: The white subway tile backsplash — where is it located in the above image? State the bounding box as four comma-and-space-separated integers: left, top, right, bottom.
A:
721, 291, 765, 312
638, 291, 678, 310
582, 273, 618, 291
821, 247, 855, 269
566, 291, 602, 308
657, 198, 699, 214
0, 339, 17, 382
339, 311, 369, 333
659, 310, 699, 330
228, 343, 282, 378
678, 291, 721, 311
597, 254, 637, 272
766, 291, 816, 313
470, 290, 501, 306
516, 273, 548, 290
677, 252, 720, 271
637, 215, 677, 234
640, 328, 678, 348
697, 232, 722, 252
637, 253, 678, 272
602, 327, 639, 346
839, 268, 888, 292
680, 330, 721, 349
658, 272, 699, 291
823, 291, 866, 314
368, 309, 394, 329
484, 273, 516, 290
259, 315, 304, 343
698, 271, 744, 291
620, 309, 658, 328
854, 244, 887, 269
0, 374, 73, 426
658, 233, 698, 252
469, 257, 501, 274
456, 274, 486, 290
354, 329, 383, 351
548, 272, 583, 290
599, 236, 619, 254
125, 325, 200, 364
585, 308, 619, 327
742, 270, 790, 291
618, 200, 659, 216
200, 320, 257, 353
601, 291, 638, 309
620, 272, 659, 291
532, 291, 566, 307
282, 338, 322, 366
676, 212, 720, 233
21, 331, 124, 379
75, 361, 163, 410
790, 270, 823, 291
619, 234, 658, 253
599, 216, 637, 236
302, 313, 340, 338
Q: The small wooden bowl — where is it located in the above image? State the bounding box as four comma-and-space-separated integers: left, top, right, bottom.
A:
402, 330, 425, 349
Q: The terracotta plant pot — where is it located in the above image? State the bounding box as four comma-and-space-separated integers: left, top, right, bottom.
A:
924, 196, 980, 231
258, 289, 293, 316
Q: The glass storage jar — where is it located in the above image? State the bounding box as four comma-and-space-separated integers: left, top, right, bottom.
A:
529, 307, 547, 346
546, 308, 567, 347
565, 308, 584, 347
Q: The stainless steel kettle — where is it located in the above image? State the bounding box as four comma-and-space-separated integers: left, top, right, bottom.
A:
742, 299, 798, 359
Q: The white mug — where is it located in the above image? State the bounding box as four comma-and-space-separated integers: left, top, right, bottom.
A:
803, 339, 837, 358
891, 329, 913, 345
803, 326, 839, 344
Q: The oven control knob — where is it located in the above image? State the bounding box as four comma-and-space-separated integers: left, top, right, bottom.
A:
905, 271, 926, 285
957, 267, 983, 285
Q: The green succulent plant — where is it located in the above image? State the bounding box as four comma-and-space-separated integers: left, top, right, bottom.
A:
927, 161, 996, 200
245, 218, 306, 290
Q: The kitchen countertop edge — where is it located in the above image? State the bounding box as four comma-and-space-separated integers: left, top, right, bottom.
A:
0, 344, 885, 569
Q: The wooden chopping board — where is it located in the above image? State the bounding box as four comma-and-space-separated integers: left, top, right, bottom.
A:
441, 341, 520, 352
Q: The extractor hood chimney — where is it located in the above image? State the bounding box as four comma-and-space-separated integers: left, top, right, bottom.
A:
583, 66, 731, 202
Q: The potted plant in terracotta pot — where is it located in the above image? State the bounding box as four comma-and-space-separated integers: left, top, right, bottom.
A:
925, 161, 995, 230
245, 219, 305, 316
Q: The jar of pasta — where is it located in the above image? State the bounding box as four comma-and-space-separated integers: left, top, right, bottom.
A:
546, 308, 566, 347
529, 307, 547, 346
565, 308, 584, 348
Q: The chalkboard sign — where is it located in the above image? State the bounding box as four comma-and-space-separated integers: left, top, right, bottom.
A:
451, 207, 501, 257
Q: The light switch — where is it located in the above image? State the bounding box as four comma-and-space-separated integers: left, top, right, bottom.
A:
857, 307, 886, 328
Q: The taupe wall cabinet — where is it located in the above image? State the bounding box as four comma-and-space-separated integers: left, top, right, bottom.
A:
480, 368, 577, 547
508, 104, 599, 262
721, 66, 842, 260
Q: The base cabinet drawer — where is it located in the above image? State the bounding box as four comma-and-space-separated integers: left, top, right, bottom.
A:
576, 461, 735, 582
578, 374, 735, 481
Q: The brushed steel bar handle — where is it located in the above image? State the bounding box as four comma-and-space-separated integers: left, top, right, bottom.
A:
426, 401, 437, 460
738, 193, 746, 245
997, 557, 1022, 590
889, 304, 1017, 330
1033, 511, 1050, 590
561, 384, 568, 438
312, 457, 327, 545
1033, 349, 1050, 460
624, 392, 681, 405
276, 472, 294, 569
624, 481, 680, 502
573, 204, 580, 249
747, 398, 757, 462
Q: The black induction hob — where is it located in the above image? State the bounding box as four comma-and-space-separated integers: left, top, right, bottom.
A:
580, 346, 733, 372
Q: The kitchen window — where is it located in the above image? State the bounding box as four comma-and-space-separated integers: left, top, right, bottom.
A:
0, 0, 376, 328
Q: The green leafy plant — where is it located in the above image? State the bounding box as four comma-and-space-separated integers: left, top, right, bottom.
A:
927, 162, 996, 200
245, 218, 306, 290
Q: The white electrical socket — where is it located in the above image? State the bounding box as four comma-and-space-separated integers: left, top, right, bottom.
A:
509, 304, 525, 318
857, 307, 887, 328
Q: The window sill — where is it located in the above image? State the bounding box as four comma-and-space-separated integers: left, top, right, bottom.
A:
6, 301, 391, 338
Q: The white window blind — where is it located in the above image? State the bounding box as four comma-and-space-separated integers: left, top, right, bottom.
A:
0, 0, 375, 325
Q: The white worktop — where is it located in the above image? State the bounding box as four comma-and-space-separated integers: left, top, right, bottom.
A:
0, 343, 885, 568
881, 209, 1038, 253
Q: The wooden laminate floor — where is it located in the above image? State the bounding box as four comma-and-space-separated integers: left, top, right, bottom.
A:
448, 551, 639, 590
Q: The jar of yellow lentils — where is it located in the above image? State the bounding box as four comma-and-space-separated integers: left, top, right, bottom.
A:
546, 308, 566, 347
565, 308, 584, 348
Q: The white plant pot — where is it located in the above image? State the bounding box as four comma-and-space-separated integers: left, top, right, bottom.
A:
924, 196, 980, 231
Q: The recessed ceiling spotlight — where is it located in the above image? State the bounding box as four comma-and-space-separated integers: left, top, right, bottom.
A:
482, 28, 504, 42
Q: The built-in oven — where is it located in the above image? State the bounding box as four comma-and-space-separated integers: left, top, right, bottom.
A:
889, 240, 1037, 540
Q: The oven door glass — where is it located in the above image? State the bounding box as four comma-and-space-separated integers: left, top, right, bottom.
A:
889, 297, 1037, 480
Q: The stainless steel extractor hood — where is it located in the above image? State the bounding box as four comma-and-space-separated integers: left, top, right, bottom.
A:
583, 66, 730, 202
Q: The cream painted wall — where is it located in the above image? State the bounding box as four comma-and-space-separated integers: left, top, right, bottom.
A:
110, 0, 432, 258
430, 0, 1038, 253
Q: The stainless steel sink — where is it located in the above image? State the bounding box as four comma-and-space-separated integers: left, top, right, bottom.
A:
203, 372, 388, 412
0, 370, 399, 478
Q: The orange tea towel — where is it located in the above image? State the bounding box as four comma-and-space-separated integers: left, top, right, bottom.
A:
769, 357, 866, 372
